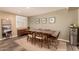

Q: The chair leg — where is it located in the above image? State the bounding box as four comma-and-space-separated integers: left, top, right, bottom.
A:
54, 40, 58, 49
40, 43, 43, 48
47, 43, 50, 49
27, 35, 29, 42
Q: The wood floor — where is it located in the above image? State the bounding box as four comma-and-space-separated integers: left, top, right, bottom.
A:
0, 37, 26, 51
0, 36, 79, 51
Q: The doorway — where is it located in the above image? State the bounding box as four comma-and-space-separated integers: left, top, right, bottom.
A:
1, 18, 12, 39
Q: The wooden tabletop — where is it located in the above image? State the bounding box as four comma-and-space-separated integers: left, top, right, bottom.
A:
28, 29, 59, 38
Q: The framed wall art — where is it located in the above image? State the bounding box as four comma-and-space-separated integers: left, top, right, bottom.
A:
41, 18, 47, 24
35, 18, 40, 24
49, 17, 55, 24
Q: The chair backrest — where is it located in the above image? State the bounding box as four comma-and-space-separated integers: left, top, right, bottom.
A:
56, 32, 60, 39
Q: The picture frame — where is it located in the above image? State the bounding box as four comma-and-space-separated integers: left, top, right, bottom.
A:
35, 18, 40, 24
41, 18, 47, 24
49, 17, 55, 23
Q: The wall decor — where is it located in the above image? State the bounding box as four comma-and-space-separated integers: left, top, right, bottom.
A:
49, 17, 55, 23
41, 18, 47, 24
35, 18, 40, 24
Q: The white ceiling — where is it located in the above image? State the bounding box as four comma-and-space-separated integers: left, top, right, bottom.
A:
0, 7, 65, 16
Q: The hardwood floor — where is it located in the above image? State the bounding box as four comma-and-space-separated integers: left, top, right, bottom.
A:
0, 37, 26, 51
0, 36, 78, 51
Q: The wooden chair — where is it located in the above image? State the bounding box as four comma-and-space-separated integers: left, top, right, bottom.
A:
27, 31, 33, 42
29, 32, 46, 48
48, 32, 60, 49
27, 31, 39, 46
41, 33, 50, 48
32, 32, 43, 46
35, 33, 49, 48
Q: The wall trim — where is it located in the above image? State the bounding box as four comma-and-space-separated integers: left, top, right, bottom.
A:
58, 39, 69, 42
0, 35, 18, 40
0, 39, 3, 40
12, 35, 18, 38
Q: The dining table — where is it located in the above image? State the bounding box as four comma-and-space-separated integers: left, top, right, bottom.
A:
28, 28, 59, 38
27, 28, 60, 48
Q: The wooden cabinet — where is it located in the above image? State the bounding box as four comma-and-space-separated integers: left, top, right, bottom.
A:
17, 29, 28, 36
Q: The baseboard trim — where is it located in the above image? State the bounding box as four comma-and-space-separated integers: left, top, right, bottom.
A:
12, 35, 17, 38
0, 39, 3, 40
0, 35, 18, 40
58, 39, 69, 42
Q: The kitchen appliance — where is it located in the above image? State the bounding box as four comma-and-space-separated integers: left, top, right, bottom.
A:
69, 27, 79, 46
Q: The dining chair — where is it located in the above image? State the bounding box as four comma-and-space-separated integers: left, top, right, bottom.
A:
35, 33, 50, 48
48, 32, 60, 49
32, 32, 43, 46
27, 31, 33, 42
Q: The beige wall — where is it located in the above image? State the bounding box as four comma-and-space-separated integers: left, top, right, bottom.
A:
78, 9, 79, 26
0, 12, 17, 39
0, 15, 2, 39
28, 9, 78, 40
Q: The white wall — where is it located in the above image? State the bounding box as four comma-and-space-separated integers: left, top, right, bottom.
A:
28, 9, 78, 40
16, 15, 28, 29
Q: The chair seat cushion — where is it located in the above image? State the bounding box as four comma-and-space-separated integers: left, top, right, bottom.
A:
28, 34, 32, 37
36, 36, 42, 39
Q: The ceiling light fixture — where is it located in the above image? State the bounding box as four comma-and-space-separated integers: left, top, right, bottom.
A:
26, 7, 30, 8
6, 18, 9, 20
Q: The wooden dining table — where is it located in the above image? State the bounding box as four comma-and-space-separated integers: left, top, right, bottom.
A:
27, 28, 60, 48
28, 29, 59, 38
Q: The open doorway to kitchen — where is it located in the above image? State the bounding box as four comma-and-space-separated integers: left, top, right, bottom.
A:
1, 18, 12, 39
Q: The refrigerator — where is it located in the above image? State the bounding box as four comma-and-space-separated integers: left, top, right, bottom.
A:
69, 27, 79, 46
